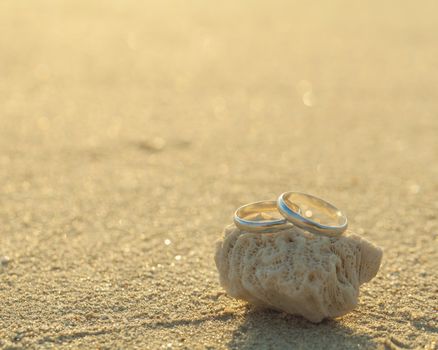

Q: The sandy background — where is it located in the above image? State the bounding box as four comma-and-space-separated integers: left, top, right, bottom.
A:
0, 1, 437, 349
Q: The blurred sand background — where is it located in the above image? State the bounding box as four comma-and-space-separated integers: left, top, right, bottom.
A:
0, 0, 437, 349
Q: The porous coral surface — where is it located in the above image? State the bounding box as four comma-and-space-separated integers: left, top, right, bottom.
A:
215, 225, 383, 322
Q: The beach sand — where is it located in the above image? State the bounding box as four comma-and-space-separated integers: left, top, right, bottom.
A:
0, 1, 437, 349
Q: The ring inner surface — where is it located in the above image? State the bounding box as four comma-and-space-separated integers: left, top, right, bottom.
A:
284, 193, 346, 226
239, 202, 284, 222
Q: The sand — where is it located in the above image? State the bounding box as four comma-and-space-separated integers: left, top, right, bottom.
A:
0, 1, 437, 349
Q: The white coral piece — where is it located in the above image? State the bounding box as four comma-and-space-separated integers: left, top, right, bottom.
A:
215, 225, 382, 323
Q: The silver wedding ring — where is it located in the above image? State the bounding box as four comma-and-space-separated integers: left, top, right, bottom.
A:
277, 191, 347, 236
234, 200, 292, 232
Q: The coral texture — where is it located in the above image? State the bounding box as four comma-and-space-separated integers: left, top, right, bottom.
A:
215, 225, 383, 323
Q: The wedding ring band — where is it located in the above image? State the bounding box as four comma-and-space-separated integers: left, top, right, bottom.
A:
234, 200, 292, 232
277, 192, 347, 236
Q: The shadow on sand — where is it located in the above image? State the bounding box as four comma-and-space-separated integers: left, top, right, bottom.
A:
227, 307, 377, 350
